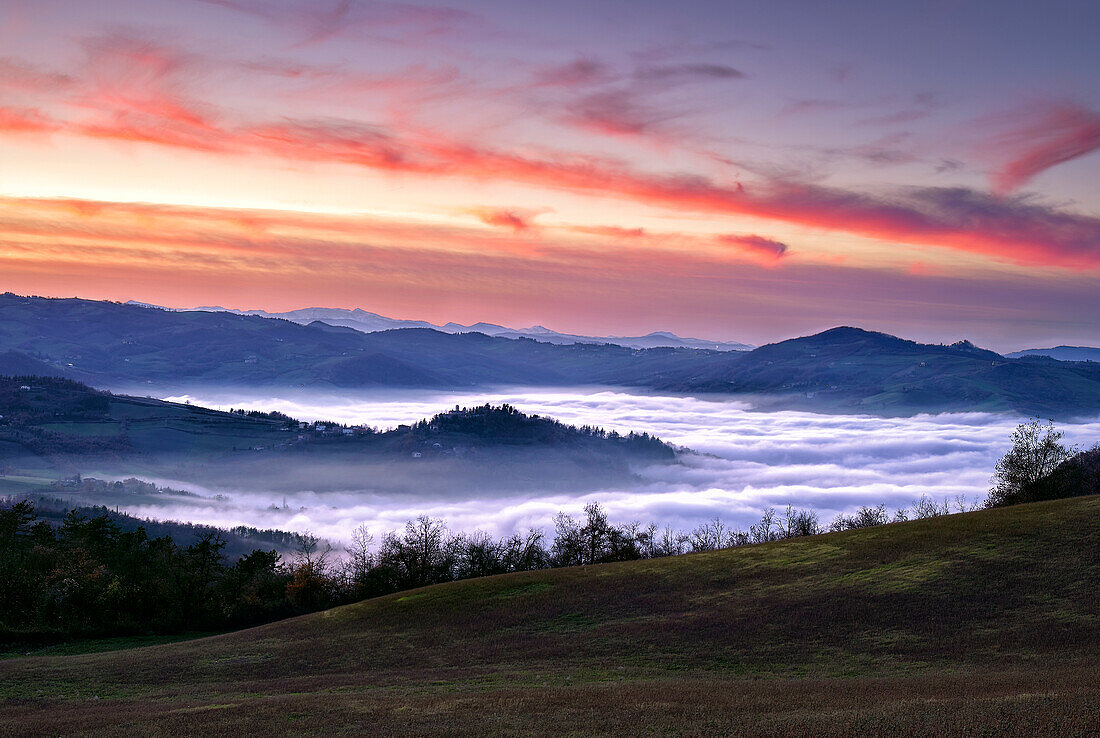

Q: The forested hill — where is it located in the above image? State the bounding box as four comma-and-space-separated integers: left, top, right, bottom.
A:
0, 376, 676, 495
4, 294, 1100, 417
647, 326, 1100, 417
406, 404, 672, 457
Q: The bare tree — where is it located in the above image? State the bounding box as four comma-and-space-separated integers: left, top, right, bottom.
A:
750, 508, 780, 543
911, 495, 950, 519
655, 525, 689, 557
690, 517, 727, 551
782, 505, 820, 538
344, 524, 374, 588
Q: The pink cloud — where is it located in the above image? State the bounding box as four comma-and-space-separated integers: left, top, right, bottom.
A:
567, 225, 647, 239
989, 102, 1100, 194
470, 208, 544, 232
717, 234, 788, 262
0, 105, 57, 133
565, 89, 677, 137
3, 31, 1099, 273
0, 57, 74, 91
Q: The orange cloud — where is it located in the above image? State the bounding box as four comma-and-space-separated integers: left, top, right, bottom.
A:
2, 32, 1099, 272
0, 105, 58, 133
717, 234, 788, 263
470, 207, 546, 232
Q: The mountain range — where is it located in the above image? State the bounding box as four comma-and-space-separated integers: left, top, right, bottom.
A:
163, 303, 753, 351
1005, 346, 1100, 362
4, 293, 1100, 418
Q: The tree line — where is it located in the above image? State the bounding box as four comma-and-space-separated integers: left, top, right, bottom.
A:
0, 493, 967, 644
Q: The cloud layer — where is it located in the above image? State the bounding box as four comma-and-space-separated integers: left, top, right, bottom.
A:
97, 388, 1099, 546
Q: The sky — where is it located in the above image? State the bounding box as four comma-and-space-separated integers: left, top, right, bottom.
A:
0, 0, 1098, 350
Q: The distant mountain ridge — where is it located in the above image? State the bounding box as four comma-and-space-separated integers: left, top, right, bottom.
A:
170, 303, 753, 351
1006, 346, 1100, 362
5, 293, 1100, 418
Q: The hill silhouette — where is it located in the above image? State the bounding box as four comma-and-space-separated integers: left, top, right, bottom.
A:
4, 293, 1100, 416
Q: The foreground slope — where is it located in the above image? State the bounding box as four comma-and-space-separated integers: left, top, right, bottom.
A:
1, 497, 1097, 736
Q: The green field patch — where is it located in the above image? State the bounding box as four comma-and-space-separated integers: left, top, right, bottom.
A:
197, 652, 273, 667
490, 582, 552, 599
535, 611, 600, 633
171, 703, 240, 714
832, 556, 952, 593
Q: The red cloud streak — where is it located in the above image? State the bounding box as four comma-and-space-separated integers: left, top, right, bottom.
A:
990, 102, 1100, 194
4, 91, 1100, 270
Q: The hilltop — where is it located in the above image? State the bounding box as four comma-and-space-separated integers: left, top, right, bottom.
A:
4, 294, 1100, 416
651, 326, 1100, 416
0, 495, 1096, 735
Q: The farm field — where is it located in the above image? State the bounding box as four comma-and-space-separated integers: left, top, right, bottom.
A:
1, 495, 1097, 736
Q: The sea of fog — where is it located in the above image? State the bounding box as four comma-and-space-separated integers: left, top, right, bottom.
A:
130, 387, 1099, 545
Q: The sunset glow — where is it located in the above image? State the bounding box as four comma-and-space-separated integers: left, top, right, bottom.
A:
1, 0, 1097, 348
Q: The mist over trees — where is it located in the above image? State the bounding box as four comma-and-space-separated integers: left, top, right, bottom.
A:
3, 417, 1093, 645
0, 492, 976, 644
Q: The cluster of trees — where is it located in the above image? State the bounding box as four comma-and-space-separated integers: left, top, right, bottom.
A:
409, 404, 674, 457
0, 376, 111, 426
11, 493, 316, 559
986, 419, 1098, 506
1, 493, 967, 643
0, 503, 292, 641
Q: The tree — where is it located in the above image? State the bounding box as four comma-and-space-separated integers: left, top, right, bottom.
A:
343, 524, 375, 589
987, 419, 1075, 507
285, 533, 333, 611
782, 505, 820, 538
750, 508, 781, 543
690, 517, 727, 551
828, 504, 889, 531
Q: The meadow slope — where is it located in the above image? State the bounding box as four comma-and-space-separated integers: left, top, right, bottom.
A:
1, 496, 1098, 736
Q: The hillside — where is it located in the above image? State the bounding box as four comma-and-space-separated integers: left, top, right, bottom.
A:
0, 377, 675, 499
0, 293, 711, 389
653, 326, 1100, 417
0, 495, 1096, 735
4, 294, 1100, 416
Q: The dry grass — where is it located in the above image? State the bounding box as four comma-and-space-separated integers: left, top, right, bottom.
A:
2, 496, 1098, 736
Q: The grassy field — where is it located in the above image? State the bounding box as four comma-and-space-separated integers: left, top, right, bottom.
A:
1, 496, 1097, 736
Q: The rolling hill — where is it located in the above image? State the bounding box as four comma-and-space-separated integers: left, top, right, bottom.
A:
4, 294, 1100, 417
0, 495, 1096, 735
0, 376, 676, 499
650, 326, 1100, 417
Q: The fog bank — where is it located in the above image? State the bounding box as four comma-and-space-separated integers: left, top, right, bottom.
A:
88, 388, 1100, 544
